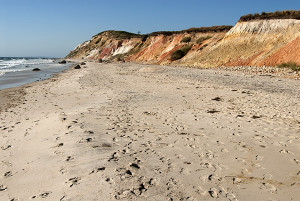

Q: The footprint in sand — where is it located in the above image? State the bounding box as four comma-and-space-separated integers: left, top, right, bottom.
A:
261, 182, 277, 193
180, 168, 191, 175
226, 193, 238, 201
65, 156, 74, 161
279, 149, 294, 154
67, 177, 81, 187
208, 188, 219, 198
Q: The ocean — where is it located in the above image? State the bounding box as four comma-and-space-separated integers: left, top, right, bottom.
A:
0, 57, 72, 90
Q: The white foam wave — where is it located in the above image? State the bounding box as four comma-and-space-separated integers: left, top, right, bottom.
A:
0, 68, 28, 76
0, 58, 54, 69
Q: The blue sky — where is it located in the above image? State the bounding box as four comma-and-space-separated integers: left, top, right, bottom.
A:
0, 0, 299, 58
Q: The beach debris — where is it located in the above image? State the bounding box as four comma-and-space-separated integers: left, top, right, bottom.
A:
1, 145, 12, 150
81, 62, 86, 65
252, 115, 262, 119
4, 171, 12, 177
58, 60, 67, 64
207, 109, 220, 113
74, 65, 81, 69
0, 185, 7, 191
212, 97, 222, 101
102, 142, 112, 147
32, 68, 41, 71
57, 143, 64, 147
40, 192, 52, 198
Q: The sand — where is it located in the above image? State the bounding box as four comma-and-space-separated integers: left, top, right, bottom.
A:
0, 62, 300, 201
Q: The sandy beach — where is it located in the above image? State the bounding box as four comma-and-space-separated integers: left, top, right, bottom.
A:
0, 62, 300, 200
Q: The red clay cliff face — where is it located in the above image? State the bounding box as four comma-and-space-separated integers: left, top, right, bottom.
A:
260, 37, 300, 66
66, 19, 300, 67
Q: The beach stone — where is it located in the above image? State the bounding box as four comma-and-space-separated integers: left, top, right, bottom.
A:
32, 68, 41, 71
81, 62, 86, 65
58, 60, 67, 64
74, 65, 81, 69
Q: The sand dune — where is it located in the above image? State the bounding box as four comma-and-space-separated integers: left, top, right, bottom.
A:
0, 62, 299, 200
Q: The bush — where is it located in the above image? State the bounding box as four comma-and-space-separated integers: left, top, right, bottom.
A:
277, 62, 300, 71
239, 10, 300, 22
196, 36, 212, 44
148, 25, 233, 36
171, 45, 192, 61
181, 37, 191, 43
171, 50, 185, 61
94, 30, 144, 40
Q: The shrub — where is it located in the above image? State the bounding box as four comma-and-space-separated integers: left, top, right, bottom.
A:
277, 62, 300, 71
239, 10, 300, 22
94, 30, 144, 40
196, 36, 212, 44
199, 44, 208, 51
181, 37, 191, 43
95, 39, 100, 44
171, 45, 192, 61
148, 25, 233, 36
171, 50, 185, 61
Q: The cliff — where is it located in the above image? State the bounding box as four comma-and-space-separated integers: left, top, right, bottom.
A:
66, 11, 300, 67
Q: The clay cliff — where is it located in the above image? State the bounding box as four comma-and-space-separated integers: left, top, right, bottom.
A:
66, 11, 300, 67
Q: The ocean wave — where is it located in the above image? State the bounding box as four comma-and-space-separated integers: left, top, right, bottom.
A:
0, 58, 54, 69
0, 68, 28, 76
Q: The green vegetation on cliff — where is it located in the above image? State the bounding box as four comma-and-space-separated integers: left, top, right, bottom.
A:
239, 10, 300, 22
171, 45, 192, 61
277, 62, 300, 71
94, 30, 144, 39
149, 25, 233, 36
196, 36, 212, 44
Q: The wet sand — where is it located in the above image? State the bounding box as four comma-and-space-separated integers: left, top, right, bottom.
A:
0, 62, 299, 200
0, 63, 70, 90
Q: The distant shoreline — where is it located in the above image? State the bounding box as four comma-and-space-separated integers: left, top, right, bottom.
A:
0, 59, 74, 90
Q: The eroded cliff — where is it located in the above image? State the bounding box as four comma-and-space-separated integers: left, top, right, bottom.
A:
66, 11, 300, 67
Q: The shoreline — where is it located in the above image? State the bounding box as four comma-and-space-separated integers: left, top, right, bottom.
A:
0, 60, 75, 91
0, 61, 300, 200
1, 60, 299, 94
0, 63, 77, 112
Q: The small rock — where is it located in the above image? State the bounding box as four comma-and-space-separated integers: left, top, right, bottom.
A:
207, 109, 220, 114
212, 97, 222, 101
130, 163, 140, 169
252, 115, 262, 119
32, 68, 41, 71
58, 60, 66, 64
126, 170, 133, 176
57, 143, 64, 147
74, 65, 81, 69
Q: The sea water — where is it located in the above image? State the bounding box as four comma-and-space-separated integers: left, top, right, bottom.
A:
0, 57, 72, 90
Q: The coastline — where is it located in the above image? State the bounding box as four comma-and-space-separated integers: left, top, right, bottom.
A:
0, 63, 77, 112
0, 61, 300, 200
